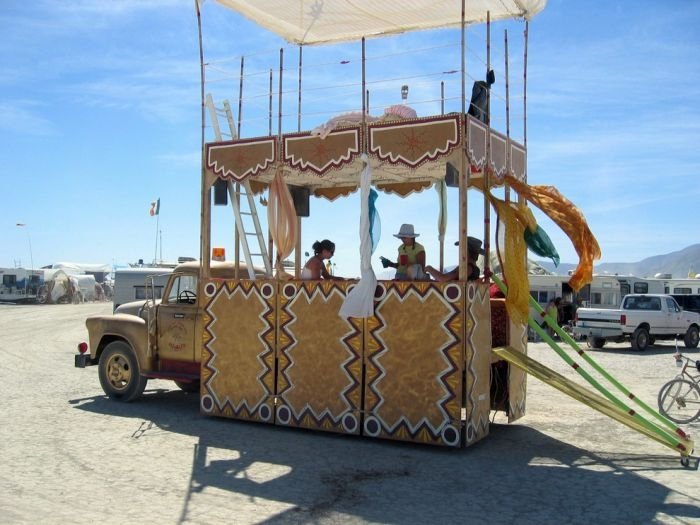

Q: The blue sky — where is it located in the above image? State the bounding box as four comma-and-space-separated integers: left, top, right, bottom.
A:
2, 1, 699, 277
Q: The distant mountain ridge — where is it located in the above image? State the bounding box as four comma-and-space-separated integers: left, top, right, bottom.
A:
536, 244, 700, 278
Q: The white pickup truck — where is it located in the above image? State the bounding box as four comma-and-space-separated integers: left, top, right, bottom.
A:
573, 294, 700, 351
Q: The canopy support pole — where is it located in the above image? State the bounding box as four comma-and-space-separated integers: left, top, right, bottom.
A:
482, 11, 492, 280
458, 0, 468, 281
295, 46, 303, 278
196, 0, 211, 278
234, 56, 245, 278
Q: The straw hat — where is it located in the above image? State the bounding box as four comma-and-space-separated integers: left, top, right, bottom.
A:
394, 223, 419, 238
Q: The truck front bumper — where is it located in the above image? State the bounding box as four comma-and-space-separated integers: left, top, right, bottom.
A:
75, 354, 98, 368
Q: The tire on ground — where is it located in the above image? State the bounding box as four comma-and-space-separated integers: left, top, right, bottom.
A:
631, 327, 649, 351
589, 337, 606, 349
98, 340, 147, 402
684, 326, 699, 349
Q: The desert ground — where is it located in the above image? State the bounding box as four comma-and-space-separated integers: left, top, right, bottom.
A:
1, 302, 699, 524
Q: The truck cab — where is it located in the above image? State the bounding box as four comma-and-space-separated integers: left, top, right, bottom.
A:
75, 261, 253, 401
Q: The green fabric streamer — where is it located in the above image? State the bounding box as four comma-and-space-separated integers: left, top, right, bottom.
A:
524, 225, 560, 266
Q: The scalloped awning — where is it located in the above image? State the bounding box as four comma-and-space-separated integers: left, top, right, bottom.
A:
205, 114, 526, 198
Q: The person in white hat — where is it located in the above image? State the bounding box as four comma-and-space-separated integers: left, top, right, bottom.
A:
425, 236, 484, 281
379, 223, 426, 280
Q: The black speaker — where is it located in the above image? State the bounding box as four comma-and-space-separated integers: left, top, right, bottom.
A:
445, 162, 459, 187
213, 179, 228, 205
290, 185, 310, 217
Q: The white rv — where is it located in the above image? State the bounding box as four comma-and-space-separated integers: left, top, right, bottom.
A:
112, 267, 174, 310
0, 268, 44, 303
615, 275, 665, 297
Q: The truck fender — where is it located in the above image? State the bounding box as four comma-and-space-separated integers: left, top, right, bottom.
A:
633, 322, 651, 334
85, 314, 152, 371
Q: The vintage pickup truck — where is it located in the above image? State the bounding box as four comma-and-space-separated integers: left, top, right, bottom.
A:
74, 261, 257, 401
573, 294, 700, 351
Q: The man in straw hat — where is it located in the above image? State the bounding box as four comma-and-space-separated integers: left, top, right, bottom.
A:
425, 236, 484, 281
379, 223, 426, 280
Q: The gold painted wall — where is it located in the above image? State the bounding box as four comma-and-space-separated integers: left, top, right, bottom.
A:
276, 281, 363, 434
364, 281, 465, 447
198, 278, 517, 447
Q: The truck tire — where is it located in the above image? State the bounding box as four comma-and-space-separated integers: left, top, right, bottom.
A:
98, 341, 147, 402
588, 337, 606, 349
631, 327, 649, 351
684, 326, 699, 349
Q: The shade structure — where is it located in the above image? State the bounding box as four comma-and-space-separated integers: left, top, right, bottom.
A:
213, 0, 547, 45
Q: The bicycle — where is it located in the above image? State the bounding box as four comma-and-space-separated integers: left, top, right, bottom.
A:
657, 352, 700, 424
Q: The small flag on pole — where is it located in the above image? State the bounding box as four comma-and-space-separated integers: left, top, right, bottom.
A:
149, 198, 160, 217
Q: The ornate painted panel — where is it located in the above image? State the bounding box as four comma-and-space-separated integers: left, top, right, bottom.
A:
206, 137, 276, 181
510, 143, 526, 181
199, 279, 277, 423
463, 282, 492, 445
282, 128, 361, 176
507, 318, 528, 422
368, 115, 460, 169
276, 281, 363, 435
364, 281, 464, 446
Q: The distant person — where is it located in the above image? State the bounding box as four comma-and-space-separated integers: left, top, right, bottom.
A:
380, 224, 426, 280
302, 239, 342, 280
541, 297, 561, 338
425, 236, 484, 281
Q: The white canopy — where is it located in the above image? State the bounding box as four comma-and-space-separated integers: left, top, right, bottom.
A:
52, 262, 111, 274
213, 0, 547, 45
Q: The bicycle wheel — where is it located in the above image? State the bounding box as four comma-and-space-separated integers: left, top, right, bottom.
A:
658, 379, 700, 424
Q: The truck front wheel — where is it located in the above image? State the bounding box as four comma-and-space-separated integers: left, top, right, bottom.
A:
98, 341, 147, 402
631, 327, 649, 351
684, 326, 699, 349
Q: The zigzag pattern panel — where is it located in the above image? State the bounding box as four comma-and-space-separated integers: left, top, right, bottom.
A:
206, 138, 276, 181
276, 281, 363, 435
464, 282, 492, 446
508, 320, 528, 422
200, 279, 277, 423
364, 281, 464, 447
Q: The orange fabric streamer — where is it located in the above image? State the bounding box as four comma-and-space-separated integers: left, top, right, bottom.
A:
505, 175, 601, 291
267, 167, 298, 275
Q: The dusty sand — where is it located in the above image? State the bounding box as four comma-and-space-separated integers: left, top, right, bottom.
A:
1, 302, 699, 524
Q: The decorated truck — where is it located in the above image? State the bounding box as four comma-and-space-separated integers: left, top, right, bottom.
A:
73, 0, 695, 463
573, 294, 700, 351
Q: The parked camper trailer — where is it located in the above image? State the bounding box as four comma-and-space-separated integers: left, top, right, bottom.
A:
112, 267, 173, 310
616, 276, 665, 297
0, 268, 43, 303
528, 274, 621, 326
662, 278, 700, 295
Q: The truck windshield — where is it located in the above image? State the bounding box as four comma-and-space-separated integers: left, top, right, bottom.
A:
167, 275, 198, 304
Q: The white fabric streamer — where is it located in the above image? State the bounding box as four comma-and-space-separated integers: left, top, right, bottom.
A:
339, 154, 377, 319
